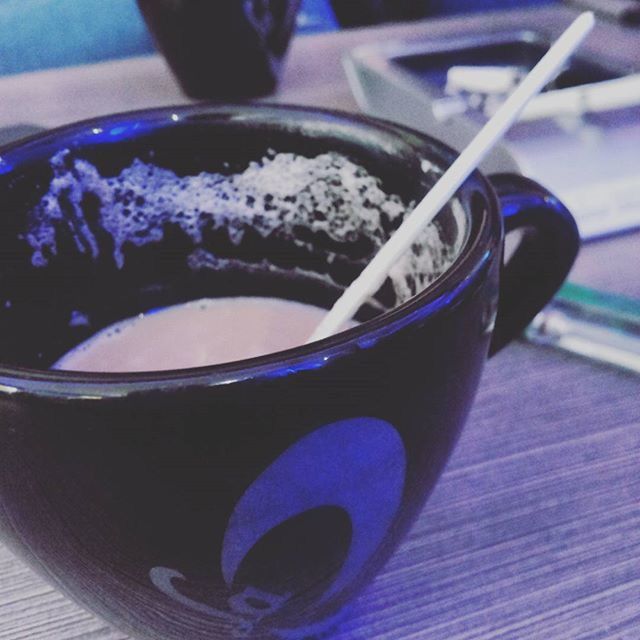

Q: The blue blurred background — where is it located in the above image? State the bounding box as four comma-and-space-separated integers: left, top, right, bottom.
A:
0, 0, 557, 77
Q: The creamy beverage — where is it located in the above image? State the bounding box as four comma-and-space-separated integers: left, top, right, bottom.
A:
54, 297, 341, 373
34, 148, 461, 374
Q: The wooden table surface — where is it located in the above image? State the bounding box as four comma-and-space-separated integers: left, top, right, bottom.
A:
1, 6, 639, 640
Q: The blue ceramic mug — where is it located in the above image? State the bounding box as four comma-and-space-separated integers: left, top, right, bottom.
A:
0, 104, 579, 639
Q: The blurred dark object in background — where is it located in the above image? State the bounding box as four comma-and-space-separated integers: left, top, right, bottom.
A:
330, 0, 423, 27
330, 0, 558, 27
566, 0, 640, 26
137, 0, 301, 99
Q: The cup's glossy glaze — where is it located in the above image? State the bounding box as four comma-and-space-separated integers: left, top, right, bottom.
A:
0, 105, 579, 640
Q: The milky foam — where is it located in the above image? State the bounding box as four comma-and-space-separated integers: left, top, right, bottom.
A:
27, 149, 464, 308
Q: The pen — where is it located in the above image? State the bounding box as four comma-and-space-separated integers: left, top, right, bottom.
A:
525, 282, 640, 375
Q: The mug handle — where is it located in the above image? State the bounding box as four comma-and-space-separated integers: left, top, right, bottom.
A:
487, 173, 581, 356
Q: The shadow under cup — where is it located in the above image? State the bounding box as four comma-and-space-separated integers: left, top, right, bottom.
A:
0, 105, 578, 640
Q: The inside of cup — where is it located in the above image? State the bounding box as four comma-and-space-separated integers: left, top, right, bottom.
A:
0, 110, 471, 371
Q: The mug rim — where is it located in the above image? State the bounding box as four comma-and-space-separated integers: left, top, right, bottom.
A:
0, 103, 500, 396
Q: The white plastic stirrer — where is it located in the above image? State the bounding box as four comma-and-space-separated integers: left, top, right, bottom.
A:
308, 11, 595, 343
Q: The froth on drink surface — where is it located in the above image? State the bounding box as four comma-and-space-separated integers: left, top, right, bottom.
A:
28, 149, 461, 308
31, 148, 463, 372
53, 297, 350, 372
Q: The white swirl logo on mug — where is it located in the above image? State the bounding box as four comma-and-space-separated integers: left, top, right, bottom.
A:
150, 417, 407, 638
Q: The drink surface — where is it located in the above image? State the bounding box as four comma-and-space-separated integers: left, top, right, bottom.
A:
53, 297, 336, 373
37, 149, 458, 374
